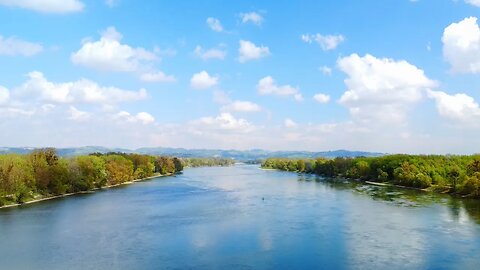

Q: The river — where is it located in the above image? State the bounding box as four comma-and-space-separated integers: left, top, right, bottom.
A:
1, 165, 480, 269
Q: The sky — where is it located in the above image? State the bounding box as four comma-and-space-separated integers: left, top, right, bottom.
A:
1, 0, 480, 154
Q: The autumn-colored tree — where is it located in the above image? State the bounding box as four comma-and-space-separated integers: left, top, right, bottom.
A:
103, 155, 134, 185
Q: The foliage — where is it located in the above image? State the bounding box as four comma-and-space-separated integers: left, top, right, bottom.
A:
0, 149, 184, 206
181, 158, 235, 168
262, 155, 480, 198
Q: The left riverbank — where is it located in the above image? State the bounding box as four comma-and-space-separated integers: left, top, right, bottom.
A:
0, 149, 184, 209
0, 173, 174, 209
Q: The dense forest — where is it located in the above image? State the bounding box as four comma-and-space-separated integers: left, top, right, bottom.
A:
262, 155, 480, 198
0, 149, 183, 206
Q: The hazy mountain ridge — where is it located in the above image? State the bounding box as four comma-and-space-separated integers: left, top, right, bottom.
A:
0, 146, 384, 161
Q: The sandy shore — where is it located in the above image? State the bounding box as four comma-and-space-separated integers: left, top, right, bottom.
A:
259, 168, 278, 171
365, 180, 429, 191
0, 173, 174, 210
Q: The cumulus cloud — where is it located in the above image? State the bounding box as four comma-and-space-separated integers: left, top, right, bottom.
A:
194, 45, 226, 60
0, 35, 43, 56
284, 118, 297, 128
465, 0, 480, 7
240, 12, 263, 25
190, 71, 218, 89
13, 71, 147, 104
115, 111, 155, 125
0, 70, 160, 148
206, 17, 223, 32
221, 100, 261, 113
0, 0, 84, 14
338, 54, 437, 124
301, 33, 345, 50
257, 76, 303, 101
313, 93, 330, 103
71, 27, 158, 73
139, 71, 176, 83
238, 40, 270, 63
427, 90, 480, 123
68, 106, 90, 121
442, 17, 480, 74
193, 113, 254, 132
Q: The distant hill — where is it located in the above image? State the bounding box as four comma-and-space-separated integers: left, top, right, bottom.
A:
0, 146, 384, 161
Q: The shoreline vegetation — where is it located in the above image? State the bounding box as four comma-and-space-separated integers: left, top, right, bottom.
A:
0, 148, 234, 209
261, 155, 480, 198
0, 173, 171, 209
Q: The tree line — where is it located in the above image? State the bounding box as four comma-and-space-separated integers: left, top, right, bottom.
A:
182, 157, 235, 167
0, 149, 184, 206
262, 155, 480, 198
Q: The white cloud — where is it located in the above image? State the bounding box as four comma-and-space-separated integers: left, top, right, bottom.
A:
319, 65, 332, 76
115, 111, 155, 125
442, 17, 480, 74
240, 12, 264, 25
194, 113, 254, 132
0, 0, 84, 14
313, 93, 330, 103
190, 71, 218, 89
284, 118, 297, 128
0, 35, 43, 56
238, 40, 270, 63
206, 17, 223, 32
301, 33, 345, 50
68, 106, 90, 121
71, 26, 158, 73
194, 45, 226, 60
338, 54, 436, 124
214, 91, 261, 113
140, 71, 176, 83
427, 90, 480, 123
257, 76, 303, 101
221, 100, 261, 113
465, 0, 480, 7
0, 86, 9, 105
14, 71, 147, 104
136, 112, 155, 124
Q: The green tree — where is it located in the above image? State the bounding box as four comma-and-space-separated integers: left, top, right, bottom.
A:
0, 154, 35, 203
297, 160, 306, 172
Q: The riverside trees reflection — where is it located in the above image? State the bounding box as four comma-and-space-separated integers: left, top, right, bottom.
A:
262, 155, 480, 198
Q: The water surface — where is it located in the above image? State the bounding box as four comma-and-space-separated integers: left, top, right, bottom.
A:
1, 165, 480, 269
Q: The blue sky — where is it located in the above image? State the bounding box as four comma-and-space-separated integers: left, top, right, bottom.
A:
1, 0, 480, 154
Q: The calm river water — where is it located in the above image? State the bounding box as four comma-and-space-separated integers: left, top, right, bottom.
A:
1, 165, 480, 269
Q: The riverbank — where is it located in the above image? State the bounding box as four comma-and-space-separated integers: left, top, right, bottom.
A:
261, 167, 435, 193
364, 180, 430, 192
261, 155, 480, 199
0, 173, 174, 210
